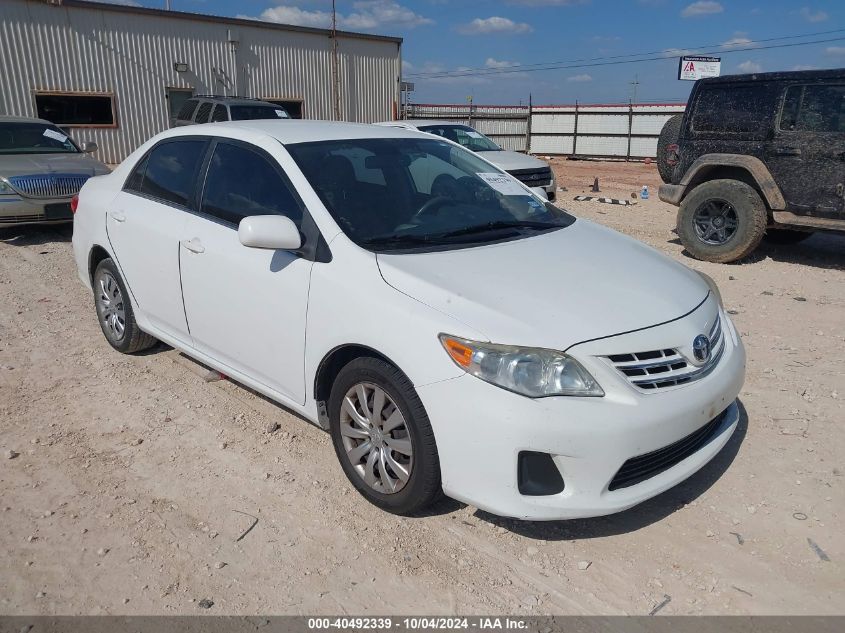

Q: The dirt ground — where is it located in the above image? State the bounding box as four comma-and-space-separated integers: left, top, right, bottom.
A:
1, 160, 843, 616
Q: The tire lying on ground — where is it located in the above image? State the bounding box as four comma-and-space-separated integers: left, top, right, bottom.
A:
676, 179, 767, 263
656, 114, 684, 184
764, 228, 815, 244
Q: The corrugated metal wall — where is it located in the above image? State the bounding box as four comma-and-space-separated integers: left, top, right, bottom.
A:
406, 103, 687, 159
0, 0, 401, 163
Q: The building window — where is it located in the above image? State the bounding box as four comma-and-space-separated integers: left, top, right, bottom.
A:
34, 92, 116, 127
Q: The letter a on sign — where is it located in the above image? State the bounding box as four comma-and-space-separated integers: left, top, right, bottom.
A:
684, 61, 695, 72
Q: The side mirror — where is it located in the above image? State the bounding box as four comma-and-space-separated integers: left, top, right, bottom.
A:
238, 215, 301, 250
82, 141, 98, 153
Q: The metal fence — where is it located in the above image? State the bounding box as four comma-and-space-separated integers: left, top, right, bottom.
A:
405, 102, 687, 159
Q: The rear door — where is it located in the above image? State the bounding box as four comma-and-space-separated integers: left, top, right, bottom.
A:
768, 83, 845, 219
107, 137, 209, 344
178, 139, 312, 403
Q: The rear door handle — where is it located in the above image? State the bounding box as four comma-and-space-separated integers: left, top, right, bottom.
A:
180, 238, 205, 254
109, 211, 126, 223
774, 146, 802, 156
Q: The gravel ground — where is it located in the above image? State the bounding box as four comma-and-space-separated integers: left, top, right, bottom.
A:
0, 160, 843, 615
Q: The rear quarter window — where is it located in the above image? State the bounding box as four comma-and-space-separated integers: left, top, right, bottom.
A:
691, 83, 777, 136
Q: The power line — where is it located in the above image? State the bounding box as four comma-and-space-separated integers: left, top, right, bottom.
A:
407, 28, 845, 79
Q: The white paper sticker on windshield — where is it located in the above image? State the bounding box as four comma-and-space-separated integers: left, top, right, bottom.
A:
43, 128, 68, 143
275, 109, 288, 118
477, 172, 526, 196
465, 131, 483, 138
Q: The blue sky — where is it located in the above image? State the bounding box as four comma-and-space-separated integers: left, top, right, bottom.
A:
120, 0, 844, 104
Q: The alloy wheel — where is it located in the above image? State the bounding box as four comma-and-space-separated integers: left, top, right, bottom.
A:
95, 271, 127, 342
340, 382, 413, 494
693, 199, 739, 245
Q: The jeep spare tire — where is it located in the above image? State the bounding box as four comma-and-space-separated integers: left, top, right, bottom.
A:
656, 114, 683, 184
677, 179, 767, 263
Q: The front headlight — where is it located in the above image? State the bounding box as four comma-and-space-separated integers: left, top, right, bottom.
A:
696, 270, 723, 307
0, 179, 15, 194
439, 334, 604, 398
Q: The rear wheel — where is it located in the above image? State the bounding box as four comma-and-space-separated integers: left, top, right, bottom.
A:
328, 357, 441, 515
677, 179, 767, 263
764, 228, 815, 244
93, 258, 157, 354
656, 114, 683, 184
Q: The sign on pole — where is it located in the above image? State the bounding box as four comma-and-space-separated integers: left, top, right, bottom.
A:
678, 56, 721, 81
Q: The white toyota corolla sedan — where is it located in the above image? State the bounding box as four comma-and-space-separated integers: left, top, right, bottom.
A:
72, 120, 745, 520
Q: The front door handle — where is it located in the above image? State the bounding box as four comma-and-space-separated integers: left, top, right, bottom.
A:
774, 146, 802, 156
109, 211, 126, 223
180, 238, 205, 254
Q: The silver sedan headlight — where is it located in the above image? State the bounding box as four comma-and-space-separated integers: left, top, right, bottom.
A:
0, 179, 15, 194
439, 334, 604, 398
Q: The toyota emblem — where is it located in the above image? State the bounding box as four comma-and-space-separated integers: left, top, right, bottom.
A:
692, 334, 712, 364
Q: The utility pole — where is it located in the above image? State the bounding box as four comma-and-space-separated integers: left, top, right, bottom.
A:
629, 74, 640, 104
331, 0, 341, 121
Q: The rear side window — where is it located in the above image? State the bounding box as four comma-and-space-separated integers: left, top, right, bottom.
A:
692, 84, 774, 135
200, 142, 302, 226
194, 102, 212, 124
124, 154, 149, 192
134, 140, 206, 206
211, 104, 229, 122
177, 99, 199, 121
780, 84, 845, 132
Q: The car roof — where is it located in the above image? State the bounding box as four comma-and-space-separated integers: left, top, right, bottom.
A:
378, 120, 472, 129
192, 96, 282, 107
162, 119, 436, 145
0, 115, 55, 125
699, 68, 845, 86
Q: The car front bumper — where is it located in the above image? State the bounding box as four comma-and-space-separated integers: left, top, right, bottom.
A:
0, 195, 74, 227
417, 305, 745, 521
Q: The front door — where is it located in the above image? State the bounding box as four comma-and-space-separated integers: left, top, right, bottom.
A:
767, 83, 845, 220
107, 138, 208, 344
178, 140, 312, 404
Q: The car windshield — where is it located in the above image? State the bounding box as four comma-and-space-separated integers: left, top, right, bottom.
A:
416, 124, 501, 152
287, 137, 573, 252
0, 122, 79, 155
230, 105, 290, 121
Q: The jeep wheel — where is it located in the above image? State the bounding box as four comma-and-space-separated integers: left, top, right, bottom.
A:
656, 114, 683, 184
764, 228, 815, 245
677, 179, 767, 263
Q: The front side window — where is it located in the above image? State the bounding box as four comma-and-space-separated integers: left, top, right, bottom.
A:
176, 98, 199, 121
0, 122, 78, 155
134, 140, 206, 206
194, 102, 212, 124
287, 137, 573, 252
34, 93, 115, 126
211, 104, 229, 123
417, 124, 501, 152
780, 84, 845, 132
200, 142, 302, 226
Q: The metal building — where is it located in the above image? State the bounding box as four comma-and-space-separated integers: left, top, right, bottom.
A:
0, 0, 402, 163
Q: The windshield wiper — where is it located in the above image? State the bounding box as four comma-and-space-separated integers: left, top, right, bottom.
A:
432, 220, 561, 239
360, 234, 443, 248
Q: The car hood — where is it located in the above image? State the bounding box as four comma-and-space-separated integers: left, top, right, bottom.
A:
0, 153, 110, 178
376, 220, 708, 351
476, 150, 550, 173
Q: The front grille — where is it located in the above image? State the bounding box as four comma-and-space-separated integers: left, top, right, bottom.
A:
608, 408, 728, 491
606, 316, 724, 391
7, 173, 90, 199
0, 213, 46, 224
508, 167, 552, 187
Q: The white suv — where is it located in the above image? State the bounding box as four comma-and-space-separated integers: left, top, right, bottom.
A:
72, 120, 745, 520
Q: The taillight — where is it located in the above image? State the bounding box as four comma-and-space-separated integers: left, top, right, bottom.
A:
666, 143, 680, 166
70, 195, 79, 213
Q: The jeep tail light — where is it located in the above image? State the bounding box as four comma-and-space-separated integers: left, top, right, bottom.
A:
70, 195, 79, 214
666, 143, 680, 167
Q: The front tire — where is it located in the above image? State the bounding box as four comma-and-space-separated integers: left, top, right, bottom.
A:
328, 357, 441, 515
93, 258, 157, 354
677, 179, 767, 263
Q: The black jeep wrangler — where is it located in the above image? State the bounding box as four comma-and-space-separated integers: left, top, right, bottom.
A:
658, 69, 845, 263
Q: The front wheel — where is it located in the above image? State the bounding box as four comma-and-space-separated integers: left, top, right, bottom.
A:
677, 179, 767, 263
328, 357, 441, 515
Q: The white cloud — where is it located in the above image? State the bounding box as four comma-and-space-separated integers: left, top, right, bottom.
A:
721, 32, 752, 49
681, 1, 723, 18
791, 64, 816, 71
402, 60, 414, 72
737, 60, 762, 73
567, 73, 593, 82
825, 46, 845, 56
485, 58, 519, 68
799, 7, 828, 22
458, 16, 533, 35
253, 1, 433, 31
506, 0, 587, 5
